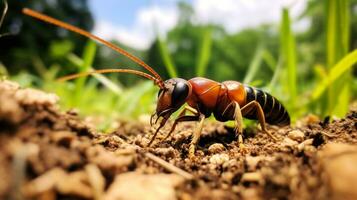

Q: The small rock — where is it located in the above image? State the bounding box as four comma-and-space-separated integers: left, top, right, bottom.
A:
282, 137, 298, 148
0, 92, 23, 123
221, 172, 234, 183
22, 167, 94, 199
23, 168, 66, 197
155, 147, 176, 158
297, 139, 313, 152
303, 145, 317, 156
241, 172, 263, 185
208, 143, 225, 154
209, 153, 229, 165
288, 130, 305, 142
50, 131, 75, 147
56, 171, 93, 198
319, 143, 357, 200
0, 80, 20, 91
85, 164, 105, 200
87, 146, 134, 171
241, 188, 261, 200
105, 172, 184, 200
115, 146, 137, 155
14, 88, 59, 106
245, 156, 263, 171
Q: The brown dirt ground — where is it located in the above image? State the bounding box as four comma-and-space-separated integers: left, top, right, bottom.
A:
0, 80, 356, 200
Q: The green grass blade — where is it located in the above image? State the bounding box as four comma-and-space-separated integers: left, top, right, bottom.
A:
312, 50, 357, 101
333, 83, 350, 116
158, 37, 178, 78
280, 8, 297, 110
326, 0, 337, 68
0, 63, 8, 79
75, 40, 96, 85
73, 40, 97, 105
262, 49, 277, 71
268, 58, 282, 93
243, 45, 264, 84
116, 81, 156, 117
324, 0, 351, 117
196, 27, 212, 77
67, 53, 123, 95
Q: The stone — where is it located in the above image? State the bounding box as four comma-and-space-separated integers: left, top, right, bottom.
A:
245, 156, 263, 171
241, 172, 263, 185
209, 153, 229, 165
208, 143, 225, 154
319, 143, 357, 200
105, 172, 184, 200
288, 130, 305, 142
282, 137, 298, 148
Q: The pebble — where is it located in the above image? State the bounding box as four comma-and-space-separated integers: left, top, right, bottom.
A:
0, 80, 20, 91
14, 88, 59, 106
297, 139, 313, 152
245, 156, 262, 171
209, 153, 229, 165
241, 172, 263, 185
282, 137, 298, 148
241, 188, 261, 200
23, 168, 94, 199
319, 143, 357, 200
105, 172, 184, 200
221, 172, 234, 183
288, 130, 305, 142
208, 143, 225, 154
303, 145, 317, 156
155, 147, 176, 158
50, 131, 75, 146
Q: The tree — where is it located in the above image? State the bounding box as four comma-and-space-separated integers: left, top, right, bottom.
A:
0, 0, 94, 75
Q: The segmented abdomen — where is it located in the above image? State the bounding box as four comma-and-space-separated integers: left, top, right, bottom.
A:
244, 86, 290, 126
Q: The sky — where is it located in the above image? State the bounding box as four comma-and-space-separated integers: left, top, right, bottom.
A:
89, 0, 308, 50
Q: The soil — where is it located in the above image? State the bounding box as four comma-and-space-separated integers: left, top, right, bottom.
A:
0, 80, 356, 200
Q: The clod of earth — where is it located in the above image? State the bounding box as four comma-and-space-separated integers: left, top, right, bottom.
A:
0, 80, 356, 199
319, 143, 357, 200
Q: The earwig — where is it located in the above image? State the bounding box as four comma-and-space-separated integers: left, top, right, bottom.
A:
23, 8, 290, 158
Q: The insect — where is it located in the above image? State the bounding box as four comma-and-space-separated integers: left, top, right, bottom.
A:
23, 8, 290, 157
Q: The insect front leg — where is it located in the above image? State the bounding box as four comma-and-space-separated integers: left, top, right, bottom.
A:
147, 117, 169, 147
189, 114, 205, 158
161, 106, 198, 142
241, 101, 277, 141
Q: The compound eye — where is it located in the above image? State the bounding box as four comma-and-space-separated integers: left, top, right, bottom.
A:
172, 82, 189, 105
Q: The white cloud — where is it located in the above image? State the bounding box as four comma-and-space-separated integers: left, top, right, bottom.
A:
192, 0, 308, 33
93, 5, 178, 50
93, 0, 308, 50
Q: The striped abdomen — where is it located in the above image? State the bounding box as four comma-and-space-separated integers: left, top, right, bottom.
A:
244, 86, 290, 126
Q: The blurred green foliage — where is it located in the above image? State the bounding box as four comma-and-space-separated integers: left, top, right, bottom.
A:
0, 0, 93, 75
1, 0, 356, 124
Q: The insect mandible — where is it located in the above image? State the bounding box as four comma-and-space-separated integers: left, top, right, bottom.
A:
23, 8, 290, 157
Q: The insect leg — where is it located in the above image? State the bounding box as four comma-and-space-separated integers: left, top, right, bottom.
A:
241, 101, 277, 141
147, 117, 168, 147
162, 115, 199, 142
161, 106, 198, 142
189, 114, 205, 158
233, 102, 245, 150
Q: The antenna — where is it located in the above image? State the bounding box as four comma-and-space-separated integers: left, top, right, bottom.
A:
57, 68, 158, 83
22, 8, 165, 88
